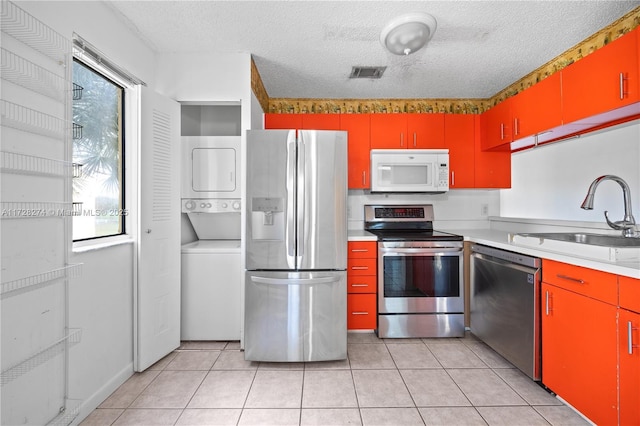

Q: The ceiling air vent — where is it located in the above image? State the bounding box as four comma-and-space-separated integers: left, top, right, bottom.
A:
349, 66, 386, 79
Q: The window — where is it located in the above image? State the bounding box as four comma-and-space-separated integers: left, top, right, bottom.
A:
72, 59, 125, 241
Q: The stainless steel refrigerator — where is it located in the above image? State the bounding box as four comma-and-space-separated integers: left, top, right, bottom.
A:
245, 129, 348, 362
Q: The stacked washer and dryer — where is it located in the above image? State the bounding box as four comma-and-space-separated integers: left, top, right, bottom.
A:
180, 136, 242, 341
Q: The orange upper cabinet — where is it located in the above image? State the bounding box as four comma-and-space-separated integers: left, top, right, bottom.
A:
264, 113, 303, 129
340, 114, 371, 189
561, 27, 639, 124
370, 114, 407, 148
481, 72, 563, 151
370, 113, 445, 149
481, 97, 513, 150
510, 72, 563, 140
475, 115, 511, 188
407, 114, 445, 148
444, 114, 475, 188
301, 114, 340, 130
264, 113, 341, 130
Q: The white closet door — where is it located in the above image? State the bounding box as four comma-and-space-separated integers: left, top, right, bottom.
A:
136, 86, 181, 371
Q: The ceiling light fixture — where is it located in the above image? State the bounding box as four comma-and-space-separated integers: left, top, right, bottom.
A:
380, 12, 437, 56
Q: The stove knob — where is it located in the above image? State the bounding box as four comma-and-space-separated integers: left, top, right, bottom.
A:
206, 202, 212, 208
232, 201, 241, 210
199, 202, 206, 208
221, 202, 228, 209
184, 200, 196, 211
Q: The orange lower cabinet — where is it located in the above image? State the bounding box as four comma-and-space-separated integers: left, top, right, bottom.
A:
619, 308, 640, 425
347, 258, 377, 276
541, 282, 617, 425
347, 241, 377, 330
347, 293, 377, 329
347, 240, 377, 259
347, 275, 377, 294
619, 276, 640, 426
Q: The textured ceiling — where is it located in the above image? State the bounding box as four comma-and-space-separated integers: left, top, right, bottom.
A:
106, 1, 640, 100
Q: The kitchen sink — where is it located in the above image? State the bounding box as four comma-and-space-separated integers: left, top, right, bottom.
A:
517, 232, 640, 247
510, 232, 640, 262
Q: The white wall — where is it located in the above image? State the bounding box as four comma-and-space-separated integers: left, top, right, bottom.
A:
501, 120, 640, 224
69, 244, 134, 417
348, 189, 500, 231
14, 1, 159, 422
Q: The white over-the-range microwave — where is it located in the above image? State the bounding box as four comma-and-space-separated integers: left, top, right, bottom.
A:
370, 149, 449, 193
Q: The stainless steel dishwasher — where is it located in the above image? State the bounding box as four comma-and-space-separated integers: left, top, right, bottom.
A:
470, 244, 542, 380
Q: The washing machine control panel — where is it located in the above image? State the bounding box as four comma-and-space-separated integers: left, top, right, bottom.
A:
182, 199, 241, 213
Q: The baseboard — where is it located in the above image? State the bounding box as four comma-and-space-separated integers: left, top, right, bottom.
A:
70, 362, 134, 425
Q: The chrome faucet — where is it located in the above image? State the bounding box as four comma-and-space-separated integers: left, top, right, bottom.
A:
580, 175, 637, 237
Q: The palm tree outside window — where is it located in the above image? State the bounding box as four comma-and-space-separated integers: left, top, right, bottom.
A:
72, 59, 125, 241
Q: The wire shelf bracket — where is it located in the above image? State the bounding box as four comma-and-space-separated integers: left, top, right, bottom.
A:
1, 263, 82, 298
0, 328, 82, 386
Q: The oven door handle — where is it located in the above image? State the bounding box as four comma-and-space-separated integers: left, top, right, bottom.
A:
380, 247, 463, 255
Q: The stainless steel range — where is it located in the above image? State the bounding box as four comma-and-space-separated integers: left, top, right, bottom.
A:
364, 204, 464, 338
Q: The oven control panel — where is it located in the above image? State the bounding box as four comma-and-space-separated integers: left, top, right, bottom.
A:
365, 204, 435, 222
375, 207, 424, 219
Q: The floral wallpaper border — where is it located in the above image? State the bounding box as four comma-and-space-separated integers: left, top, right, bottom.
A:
252, 6, 640, 115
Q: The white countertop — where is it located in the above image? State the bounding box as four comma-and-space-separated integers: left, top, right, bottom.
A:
347, 230, 378, 241
459, 228, 640, 279
349, 226, 640, 279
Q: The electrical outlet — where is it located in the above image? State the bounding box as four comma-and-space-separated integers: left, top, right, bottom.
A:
480, 204, 489, 216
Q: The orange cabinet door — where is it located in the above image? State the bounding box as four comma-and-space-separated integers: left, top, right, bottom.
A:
264, 113, 303, 129
511, 72, 563, 140
474, 116, 511, 188
347, 258, 377, 276
562, 28, 639, 123
481, 97, 513, 150
444, 114, 475, 188
370, 114, 407, 149
541, 259, 618, 305
347, 275, 377, 294
340, 114, 371, 189
407, 114, 445, 148
347, 294, 377, 329
619, 275, 640, 313
619, 308, 640, 426
541, 283, 618, 426
301, 114, 340, 130
347, 241, 377, 259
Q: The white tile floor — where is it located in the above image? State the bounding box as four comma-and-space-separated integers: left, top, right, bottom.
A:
80, 332, 590, 425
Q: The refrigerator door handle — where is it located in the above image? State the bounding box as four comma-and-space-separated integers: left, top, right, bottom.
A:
251, 276, 339, 286
297, 137, 305, 264
286, 137, 297, 264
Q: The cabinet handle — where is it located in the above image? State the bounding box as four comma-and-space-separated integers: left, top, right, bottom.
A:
362, 171, 366, 186
451, 171, 455, 187
545, 290, 552, 316
400, 133, 404, 147
413, 132, 417, 147
351, 266, 369, 270
628, 321, 639, 355
620, 72, 627, 100
514, 118, 519, 136
351, 284, 368, 287
350, 249, 369, 253
556, 274, 585, 285
500, 123, 505, 140
351, 312, 369, 315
